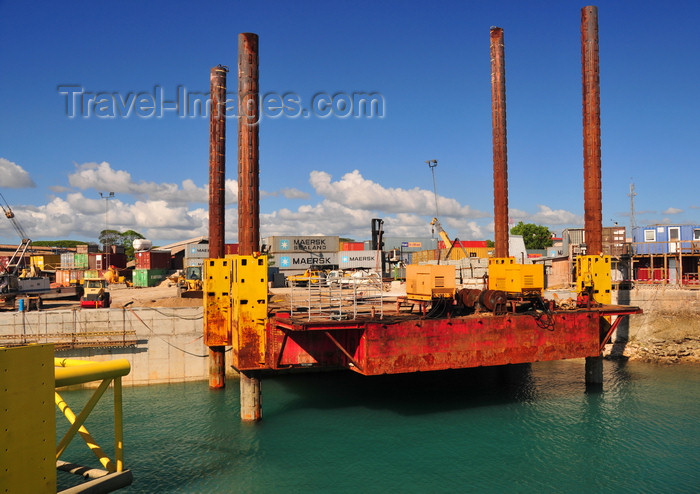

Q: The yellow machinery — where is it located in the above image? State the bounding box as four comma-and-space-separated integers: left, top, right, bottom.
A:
406, 264, 456, 301
430, 217, 452, 250
488, 257, 545, 294
576, 254, 612, 305
204, 255, 269, 370
178, 266, 203, 298
81, 278, 111, 308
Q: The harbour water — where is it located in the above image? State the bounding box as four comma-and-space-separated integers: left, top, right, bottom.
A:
57, 360, 699, 493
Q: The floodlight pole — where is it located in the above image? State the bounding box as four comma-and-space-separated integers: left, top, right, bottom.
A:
426, 160, 439, 218
99, 192, 115, 232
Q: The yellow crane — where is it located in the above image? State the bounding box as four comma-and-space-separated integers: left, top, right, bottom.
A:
430, 217, 453, 250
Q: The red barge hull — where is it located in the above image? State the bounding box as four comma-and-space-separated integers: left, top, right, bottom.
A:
260, 306, 640, 376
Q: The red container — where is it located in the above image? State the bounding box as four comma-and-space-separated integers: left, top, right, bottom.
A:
0, 256, 9, 269
225, 243, 239, 255
636, 268, 650, 280
135, 250, 171, 270
341, 242, 365, 251
94, 253, 127, 270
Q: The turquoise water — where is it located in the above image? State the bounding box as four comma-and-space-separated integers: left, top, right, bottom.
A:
57, 360, 700, 493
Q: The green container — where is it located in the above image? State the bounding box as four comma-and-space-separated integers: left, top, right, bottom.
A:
83, 270, 100, 279
74, 253, 89, 269
133, 268, 168, 287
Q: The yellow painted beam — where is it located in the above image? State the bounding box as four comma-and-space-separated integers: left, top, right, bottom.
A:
54, 358, 130, 388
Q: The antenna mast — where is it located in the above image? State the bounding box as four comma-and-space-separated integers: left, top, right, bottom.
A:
628, 181, 637, 231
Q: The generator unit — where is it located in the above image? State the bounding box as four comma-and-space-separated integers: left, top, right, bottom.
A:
406, 264, 456, 301
488, 257, 544, 294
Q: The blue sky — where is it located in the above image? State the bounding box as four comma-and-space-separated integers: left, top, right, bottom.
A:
1, 0, 698, 246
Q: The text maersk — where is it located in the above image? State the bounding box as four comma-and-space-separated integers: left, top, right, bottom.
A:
346, 256, 375, 262
293, 257, 333, 265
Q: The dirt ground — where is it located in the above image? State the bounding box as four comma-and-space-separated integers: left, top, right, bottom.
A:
108, 282, 202, 308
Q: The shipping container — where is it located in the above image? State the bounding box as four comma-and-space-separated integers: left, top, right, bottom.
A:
94, 253, 127, 270
0, 256, 10, 269
84, 270, 100, 279
271, 252, 338, 270
341, 242, 365, 251
338, 250, 380, 269
30, 255, 61, 270
184, 257, 205, 268
132, 268, 168, 287
185, 243, 209, 258
225, 243, 239, 255
60, 253, 75, 269
135, 250, 171, 270
109, 244, 125, 254
76, 244, 99, 254
55, 269, 71, 287
55, 269, 84, 286
265, 235, 339, 253
73, 253, 89, 269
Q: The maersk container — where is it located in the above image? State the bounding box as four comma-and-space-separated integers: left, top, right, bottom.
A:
184, 257, 204, 268
185, 243, 209, 258
271, 252, 339, 270
265, 235, 339, 254
338, 250, 380, 269
133, 268, 168, 287
135, 250, 171, 270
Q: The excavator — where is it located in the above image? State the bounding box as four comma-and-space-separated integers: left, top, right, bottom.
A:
0, 192, 50, 310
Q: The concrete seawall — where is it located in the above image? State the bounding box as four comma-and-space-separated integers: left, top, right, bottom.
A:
0, 306, 229, 386
612, 286, 700, 362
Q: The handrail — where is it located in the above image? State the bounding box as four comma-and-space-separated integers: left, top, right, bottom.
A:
55, 357, 132, 493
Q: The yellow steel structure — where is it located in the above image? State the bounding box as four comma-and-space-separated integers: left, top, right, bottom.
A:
203, 255, 269, 369
406, 264, 456, 301
1, 347, 131, 493
55, 356, 132, 491
1, 344, 56, 493
203, 258, 234, 346
576, 254, 612, 304
230, 255, 268, 370
488, 257, 545, 293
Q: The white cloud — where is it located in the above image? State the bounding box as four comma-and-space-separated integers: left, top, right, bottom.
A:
0, 158, 35, 188
281, 188, 310, 199
309, 170, 488, 219
663, 207, 683, 214
68, 161, 216, 204
528, 205, 583, 225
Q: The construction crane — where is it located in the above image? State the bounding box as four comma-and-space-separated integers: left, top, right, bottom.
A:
430, 217, 452, 251
0, 191, 31, 276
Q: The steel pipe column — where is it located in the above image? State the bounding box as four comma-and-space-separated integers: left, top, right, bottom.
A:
581, 6, 603, 256
490, 27, 509, 258
238, 32, 262, 422
208, 65, 228, 389
581, 6, 604, 384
